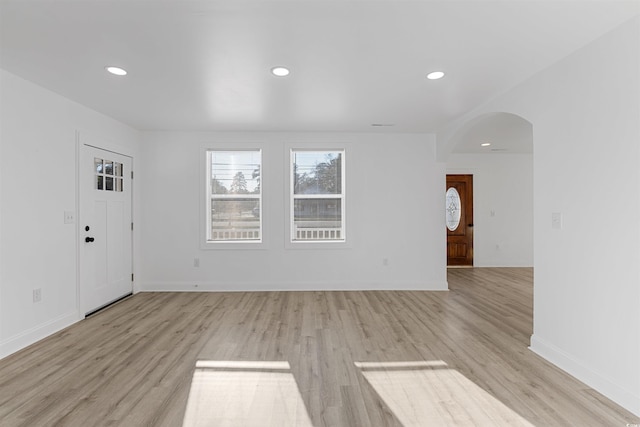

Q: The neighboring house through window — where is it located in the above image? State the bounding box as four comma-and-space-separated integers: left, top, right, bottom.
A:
290, 149, 345, 242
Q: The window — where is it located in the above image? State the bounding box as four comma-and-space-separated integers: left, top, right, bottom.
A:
206, 150, 261, 242
446, 187, 461, 231
95, 158, 123, 192
291, 149, 345, 242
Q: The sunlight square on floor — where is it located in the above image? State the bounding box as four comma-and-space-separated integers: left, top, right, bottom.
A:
355, 360, 535, 427
182, 361, 313, 427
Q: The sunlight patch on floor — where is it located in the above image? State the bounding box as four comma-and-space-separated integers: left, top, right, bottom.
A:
183, 360, 313, 427
356, 360, 535, 427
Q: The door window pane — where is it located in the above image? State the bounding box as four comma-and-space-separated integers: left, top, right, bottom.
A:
94, 158, 124, 192
446, 187, 461, 231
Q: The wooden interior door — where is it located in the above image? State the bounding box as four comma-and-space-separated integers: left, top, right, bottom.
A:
446, 175, 473, 266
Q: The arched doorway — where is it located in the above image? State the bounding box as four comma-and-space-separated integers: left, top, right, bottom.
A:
444, 112, 533, 268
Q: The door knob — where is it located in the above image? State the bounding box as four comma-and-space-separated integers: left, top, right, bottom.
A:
85, 237, 95, 243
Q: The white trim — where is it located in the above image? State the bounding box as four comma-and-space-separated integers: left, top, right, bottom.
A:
141, 280, 449, 292
75, 131, 81, 318
473, 260, 534, 268
286, 144, 350, 248
76, 129, 136, 158
200, 143, 268, 250
0, 311, 79, 360
530, 334, 640, 417
76, 131, 136, 316
78, 138, 134, 315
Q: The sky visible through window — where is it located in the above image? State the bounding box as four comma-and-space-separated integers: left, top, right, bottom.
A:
211, 151, 261, 194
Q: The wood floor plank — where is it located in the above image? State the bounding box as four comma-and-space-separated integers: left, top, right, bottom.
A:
0, 268, 638, 426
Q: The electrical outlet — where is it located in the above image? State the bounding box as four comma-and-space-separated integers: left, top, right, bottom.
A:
64, 211, 75, 224
33, 288, 42, 303
194, 258, 200, 267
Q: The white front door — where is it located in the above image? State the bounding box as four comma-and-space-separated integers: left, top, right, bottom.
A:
79, 145, 133, 315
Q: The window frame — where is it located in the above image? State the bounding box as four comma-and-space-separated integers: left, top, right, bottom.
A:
288, 147, 347, 246
201, 144, 266, 250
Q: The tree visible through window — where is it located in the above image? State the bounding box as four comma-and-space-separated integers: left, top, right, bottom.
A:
207, 150, 261, 242
291, 150, 345, 242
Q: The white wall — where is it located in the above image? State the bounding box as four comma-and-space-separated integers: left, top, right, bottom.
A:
447, 153, 533, 267
3, 14, 636, 417
139, 132, 447, 291
438, 17, 640, 416
0, 69, 140, 359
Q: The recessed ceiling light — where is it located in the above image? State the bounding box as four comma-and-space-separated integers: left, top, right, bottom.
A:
481, 142, 491, 147
271, 66, 290, 77
427, 71, 445, 80
105, 66, 127, 76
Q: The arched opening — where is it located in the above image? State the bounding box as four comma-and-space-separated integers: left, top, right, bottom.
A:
445, 112, 533, 268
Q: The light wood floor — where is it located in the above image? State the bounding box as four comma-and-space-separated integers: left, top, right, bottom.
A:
1, 268, 638, 426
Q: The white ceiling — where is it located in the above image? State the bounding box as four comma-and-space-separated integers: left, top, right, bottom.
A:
452, 112, 533, 154
1, 0, 638, 134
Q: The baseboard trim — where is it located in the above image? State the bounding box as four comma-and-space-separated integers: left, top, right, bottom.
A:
530, 334, 640, 417
473, 262, 534, 268
0, 311, 80, 360
141, 280, 449, 292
